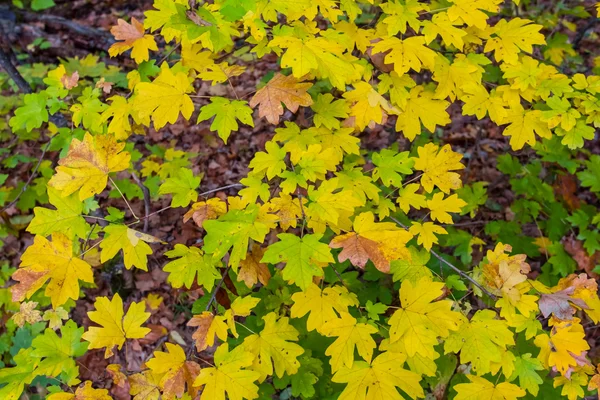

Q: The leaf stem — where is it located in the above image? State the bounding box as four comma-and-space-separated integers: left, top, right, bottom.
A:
388, 216, 497, 300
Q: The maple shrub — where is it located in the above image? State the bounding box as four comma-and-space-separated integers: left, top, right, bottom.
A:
3, 0, 600, 399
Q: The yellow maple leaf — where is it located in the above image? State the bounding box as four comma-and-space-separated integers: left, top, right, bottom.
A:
82, 293, 151, 358
413, 143, 464, 193
447, 0, 503, 30
265, 193, 305, 231
371, 36, 437, 75
48, 133, 131, 201
501, 105, 551, 150
109, 18, 158, 64
320, 312, 377, 373
11, 233, 94, 309
331, 351, 425, 400
427, 192, 467, 224
484, 18, 545, 64
455, 375, 525, 400
290, 284, 358, 334
47, 381, 112, 400
100, 225, 161, 271
445, 310, 514, 374
343, 81, 392, 130
146, 343, 200, 399
306, 178, 362, 226
395, 86, 450, 140
534, 317, 590, 375
183, 198, 227, 229
389, 277, 463, 359
193, 343, 260, 400
241, 312, 304, 382
409, 221, 448, 250
133, 64, 194, 129
129, 370, 161, 400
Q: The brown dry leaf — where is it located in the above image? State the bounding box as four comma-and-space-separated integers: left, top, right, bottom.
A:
329, 233, 390, 273
138, 324, 167, 345
61, 71, 79, 90
563, 237, 599, 278
555, 174, 580, 210
237, 244, 271, 288
96, 77, 113, 94
249, 73, 313, 124
539, 287, 589, 320
107, 364, 127, 387
10, 270, 48, 303
183, 198, 227, 228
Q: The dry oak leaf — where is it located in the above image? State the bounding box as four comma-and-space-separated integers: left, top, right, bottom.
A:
81, 293, 151, 358
11, 233, 94, 309
237, 244, 271, 288
47, 381, 111, 400
184, 198, 227, 228
249, 73, 313, 125
187, 311, 228, 352
146, 343, 200, 399
330, 211, 413, 273
48, 132, 131, 201
109, 18, 158, 64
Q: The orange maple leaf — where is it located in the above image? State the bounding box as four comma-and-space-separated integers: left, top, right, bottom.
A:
249, 73, 313, 124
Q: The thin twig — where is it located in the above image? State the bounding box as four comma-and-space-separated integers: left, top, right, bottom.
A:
1, 139, 52, 213
199, 183, 243, 198
109, 176, 139, 220
131, 172, 150, 232
205, 265, 231, 312
388, 216, 497, 299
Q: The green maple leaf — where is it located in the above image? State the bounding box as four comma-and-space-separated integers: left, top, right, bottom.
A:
578, 155, 600, 192
27, 187, 89, 240
261, 233, 333, 290
371, 149, 414, 187
273, 353, 323, 398
9, 93, 48, 132
508, 354, 544, 396
457, 182, 488, 218
164, 244, 221, 290
158, 168, 201, 207
556, 120, 595, 149
203, 204, 269, 270
197, 97, 254, 143
31, 320, 88, 379
0, 348, 39, 400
